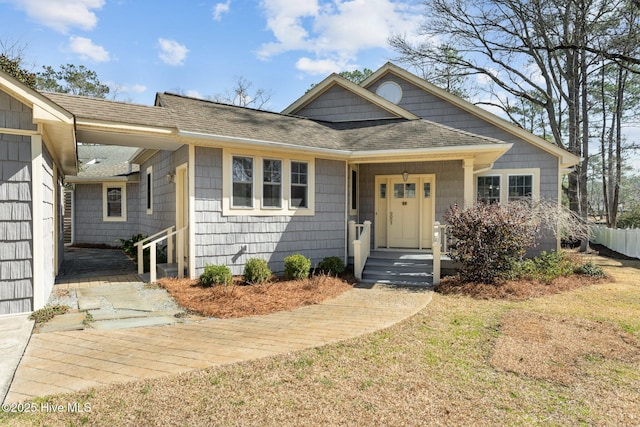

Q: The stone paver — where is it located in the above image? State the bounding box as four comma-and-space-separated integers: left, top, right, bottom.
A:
90, 316, 178, 330
5, 284, 432, 403
37, 313, 87, 333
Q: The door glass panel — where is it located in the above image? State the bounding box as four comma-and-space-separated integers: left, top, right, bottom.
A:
394, 183, 404, 198
380, 183, 386, 199
424, 182, 431, 198
405, 183, 416, 198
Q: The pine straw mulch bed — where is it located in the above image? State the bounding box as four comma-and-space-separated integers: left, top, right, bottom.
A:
434, 274, 607, 300
157, 274, 355, 318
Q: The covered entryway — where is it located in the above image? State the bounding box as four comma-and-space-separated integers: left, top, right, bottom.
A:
375, 174, 435, 249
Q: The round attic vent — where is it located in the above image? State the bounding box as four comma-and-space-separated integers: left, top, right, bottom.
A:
376, 81, 403, 104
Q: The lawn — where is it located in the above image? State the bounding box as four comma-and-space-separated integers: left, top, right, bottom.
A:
2, 252, 639, 426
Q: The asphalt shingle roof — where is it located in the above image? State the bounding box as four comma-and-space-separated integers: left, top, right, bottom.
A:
76, 144, 140, 178
41, 91, 508, 154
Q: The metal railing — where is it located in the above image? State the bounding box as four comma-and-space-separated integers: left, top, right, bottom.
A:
134, 225, 187, 283
348, 220, 372, 280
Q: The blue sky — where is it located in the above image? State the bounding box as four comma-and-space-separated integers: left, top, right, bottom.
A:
0, 0, 423, 111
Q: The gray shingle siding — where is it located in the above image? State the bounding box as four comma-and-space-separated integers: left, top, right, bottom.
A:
193, 147, 346, 276
0, 93, 35, 313
73, 182, 140, 246
297, 85, 397, 121
41, 146, 56, 306
138, 145, 189, 236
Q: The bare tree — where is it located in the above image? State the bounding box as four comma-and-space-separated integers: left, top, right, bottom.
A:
211, 76, 273, 110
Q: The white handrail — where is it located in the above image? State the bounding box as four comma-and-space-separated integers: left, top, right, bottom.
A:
134, 226, 174, 275
141, 226, 188, 283
353, 220, 372, 280
433, 222, 451, 285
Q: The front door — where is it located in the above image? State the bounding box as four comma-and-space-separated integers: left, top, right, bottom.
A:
375, 174, 435, 249
389, 179, 419, 248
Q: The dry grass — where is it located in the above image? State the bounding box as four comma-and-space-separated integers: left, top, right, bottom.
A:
3, 251, 640, 426
157, 275, 354, 318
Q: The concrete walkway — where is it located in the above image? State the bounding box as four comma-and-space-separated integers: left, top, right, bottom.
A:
0, 314, 34, 404
5, 284, 432, 403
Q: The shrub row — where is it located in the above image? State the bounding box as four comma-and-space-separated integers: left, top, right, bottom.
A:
200, 254, 346, 287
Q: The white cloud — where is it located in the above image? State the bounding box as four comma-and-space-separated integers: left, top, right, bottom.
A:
68, 36, 110, 62
257, 0, 422, 73
111, 83, 147, 94
296, 56, 357, 75
7, 0, 104, 33
157, 38, 189, 66
185, 90, 204, 99
213, 0, 231, 21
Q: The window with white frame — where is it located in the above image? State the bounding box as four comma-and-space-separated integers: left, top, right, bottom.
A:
223, 150, 315, 216
103, 183, 127, 222
290, 161, 308, 209
262, 159, 282, 208
476, 169, 539, 204
232, 156, 253, 208
146, 166, 153, 214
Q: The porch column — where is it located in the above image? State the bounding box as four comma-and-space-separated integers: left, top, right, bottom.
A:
463, 158, 474, 207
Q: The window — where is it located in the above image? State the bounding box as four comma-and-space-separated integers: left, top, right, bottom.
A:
102, 183, 126, 222
476, 169, 540, 204
146, 166, 153, 215
477, 176, 501, 204
232, 156, 253, 208
223, 150, 315, 216
262, 159, 282, 208
508, 175, 533, 202
290, 161, 308, 208
350, 168, 358, 212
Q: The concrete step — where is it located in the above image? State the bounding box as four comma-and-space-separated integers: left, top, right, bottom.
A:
365, 258, 433, 269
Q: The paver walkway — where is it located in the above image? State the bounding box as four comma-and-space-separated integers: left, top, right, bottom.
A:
5, 284, 432, 403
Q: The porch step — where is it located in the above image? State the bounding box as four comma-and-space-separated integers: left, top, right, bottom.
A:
361, 251, 435, 287
157, 263, 187, 279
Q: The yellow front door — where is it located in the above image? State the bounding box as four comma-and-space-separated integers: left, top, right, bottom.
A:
389, 179, 419, 248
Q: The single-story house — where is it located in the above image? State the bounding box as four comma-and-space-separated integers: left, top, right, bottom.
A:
0, 62, 579, 315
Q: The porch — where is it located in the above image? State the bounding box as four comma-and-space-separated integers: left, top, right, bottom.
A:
349, 220, 455, 287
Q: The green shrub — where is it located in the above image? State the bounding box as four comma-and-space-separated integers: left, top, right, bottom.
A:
285, 253, 311, 280
243, 258, 272, 284
514, 250, 578, 284
444, 202, 540, 284
200, 264, 232, 287
575, 261, 607, 278
317, 256, 346, 276
117, 233, 147, 258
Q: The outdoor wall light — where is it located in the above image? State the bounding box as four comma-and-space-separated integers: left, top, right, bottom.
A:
166, 172, 175, 184
401, 171, 409, 182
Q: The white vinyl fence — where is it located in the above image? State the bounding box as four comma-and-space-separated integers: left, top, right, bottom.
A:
590, 225, 640, 259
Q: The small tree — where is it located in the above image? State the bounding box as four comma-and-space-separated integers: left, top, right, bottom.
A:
444, 202, 540, 284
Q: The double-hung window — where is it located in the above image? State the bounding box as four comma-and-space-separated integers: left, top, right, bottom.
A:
263, 159, 282, 208
232, 156, 253, 208
224, 150, 314, 216
290, 161, 308, 209
102, 183, 127, 222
